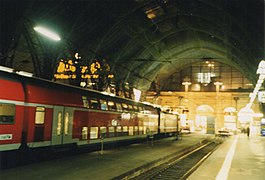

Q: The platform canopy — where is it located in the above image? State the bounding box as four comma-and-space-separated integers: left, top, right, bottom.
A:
0, 0, 264, 90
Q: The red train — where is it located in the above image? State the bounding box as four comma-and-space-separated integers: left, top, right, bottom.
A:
0, 67, 178, 152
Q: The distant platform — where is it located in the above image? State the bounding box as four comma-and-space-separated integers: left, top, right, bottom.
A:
188, 134, 265, 180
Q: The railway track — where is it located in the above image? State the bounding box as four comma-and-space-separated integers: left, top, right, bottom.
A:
115, 141, 220, 180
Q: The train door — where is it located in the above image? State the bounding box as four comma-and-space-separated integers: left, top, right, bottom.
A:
51, 106, 74, 145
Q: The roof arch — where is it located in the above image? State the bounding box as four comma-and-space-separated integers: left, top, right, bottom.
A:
0, 0, 264, 91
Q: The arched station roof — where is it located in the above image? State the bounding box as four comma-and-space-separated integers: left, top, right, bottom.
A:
0, 0, 264, 90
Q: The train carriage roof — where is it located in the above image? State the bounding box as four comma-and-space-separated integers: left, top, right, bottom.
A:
0, 69, 157, 109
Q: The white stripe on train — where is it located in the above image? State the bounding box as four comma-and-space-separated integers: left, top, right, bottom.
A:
0, 143, 21, 151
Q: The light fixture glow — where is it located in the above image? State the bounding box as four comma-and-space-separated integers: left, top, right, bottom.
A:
214, 82, 223, 86
182, 81, 192, 92
249, 93, 255, 98
0, 66, 14, 73
133, 88, 141, 102
257, 79, 264, 84
16, 71, 33, 77
246, 60, 265, 110
34, 26, 61, 41
259, 75, 265, 80
257, 60, 265, 74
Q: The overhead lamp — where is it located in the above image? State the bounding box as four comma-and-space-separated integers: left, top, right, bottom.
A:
100, 91, 115, 97
0, 65, 14, 73
16, 71, 33, 77
182, 81, 192, 92
34, 26, 61, 41
259, 75, 265, 80
257, 60, 265, 74
80, 81, 86, 87
214, 82, 223, 92
253, 88, 259, 94
257, 79, 264, 84
249, 93, 257, 98
75, 53, 81, 59
214, 82, 223, 86
182, 82, 192, 86
246, 60, 265, 110
249, 99, 254, 103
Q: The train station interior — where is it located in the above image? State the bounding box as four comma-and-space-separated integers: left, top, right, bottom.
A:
1, 0, 264, 135
0, 0, 264, 179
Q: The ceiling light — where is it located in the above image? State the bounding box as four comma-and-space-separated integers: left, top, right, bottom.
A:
34, 26, 61, 41
0, 65, 14, 73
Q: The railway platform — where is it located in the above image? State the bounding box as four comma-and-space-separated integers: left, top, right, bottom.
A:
2, 133, 264, 180
1, 133, 212, 180
188, 133, 265, 180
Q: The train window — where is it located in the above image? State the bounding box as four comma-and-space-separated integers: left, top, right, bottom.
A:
82, 127, 88, 140
139, 126, 143, 135
143, 126, 147, 135
100, 100, 108, 110
35, 107, 45, 124
0, 103, 15, 124
133, 105, 138, 112
108, 127, 115, 137
57, 112, 62, 135
122, 103, 128, 111
64, 112, 69, 135
134, 126, 138, 135
128, 105, 133, 111
82, 96, 89, 108
116, 126, 122, 136
90, 127, 98, 139
116, 103, 122, 112
100, 126, 107, 138
90, 99, 99, 109
108, 101, 116, 111
129, 126, 134, 136
123, 126, 128, 136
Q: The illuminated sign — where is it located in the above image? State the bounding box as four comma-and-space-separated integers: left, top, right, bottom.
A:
57, 60, 76, 73
54, 59, 114, 80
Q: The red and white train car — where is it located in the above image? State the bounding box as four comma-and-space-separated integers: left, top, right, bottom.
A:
160, 112, 178, 133
0, 69, 166, 152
